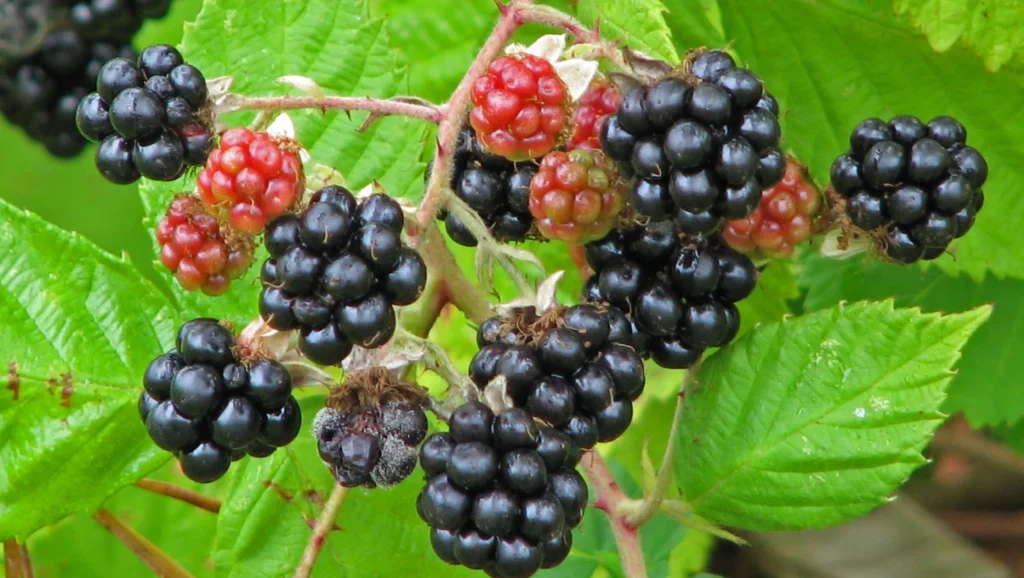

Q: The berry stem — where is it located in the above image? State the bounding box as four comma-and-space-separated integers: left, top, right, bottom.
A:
414, 226, 493, 326
618, 367, 698, 527
93, 508, 194, 578
414, 0, 536, 232
581, 451, 649, 578
293, 483, 349, 578
4, 539, 34, 578
517, 5, 630, 70
223, 95, 445, 124
134, 479, 222, 514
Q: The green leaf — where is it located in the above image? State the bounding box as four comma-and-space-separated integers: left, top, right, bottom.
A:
893, 0, 1024, 71
675, 301, 990, 531
139, 0, 432, 324
800, 253, 1024, 427
0, 199, 175, 540
211, 395, 475, 577
664, 0, 725, 50
688, 0, 1024, 281
575, 0, 679, 64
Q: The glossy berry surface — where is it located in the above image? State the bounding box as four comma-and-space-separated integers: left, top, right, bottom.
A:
470, 54, 569, 161
723, 156, 824, 257
258, 188, 425, 366
528, 149, 625, 243
567, 80, 622, 152
156, 195, 253, 295
829, 114, 986, 263
140, 318, 299, 483
196, 127, 305, 234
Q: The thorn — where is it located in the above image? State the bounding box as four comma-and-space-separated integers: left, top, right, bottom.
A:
261, 480, 296, 502
60, 372, 73, 408
493, 0, 509, 16
7, 361, 20, 401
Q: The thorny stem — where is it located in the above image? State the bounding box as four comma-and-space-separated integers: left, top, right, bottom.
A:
415, 225, 493, 326
414, 0, 537, 233
134, 479, 222, 514
293, 484, 350, 578
4, 539, 34, 578
227, 95, 445, 124
581, 452, 648, 578
618, 367, 699, 526
93, 508, 194, 578
517, 5, 630, 71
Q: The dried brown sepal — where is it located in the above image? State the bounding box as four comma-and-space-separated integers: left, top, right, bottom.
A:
325, 367, 429, 413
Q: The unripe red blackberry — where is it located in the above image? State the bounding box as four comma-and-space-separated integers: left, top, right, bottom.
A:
528, 149, 626, 244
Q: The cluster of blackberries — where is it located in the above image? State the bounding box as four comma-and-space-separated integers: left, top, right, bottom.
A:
314, 400, 428, 488
471, 305, 645, 448
418, 403, 585, 577
435, 128, 538, 247
259, 186, 427, 366
0, 0, 171, 157
582, 223, 757, 369
600, 50, 785, 236
830, 115, 987, 263
76, 44, 212, 185
138, 319, 301, 483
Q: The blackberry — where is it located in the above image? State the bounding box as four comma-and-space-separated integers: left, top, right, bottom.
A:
139, 318, 300, 483
312, 369, 428, 488
74, 45, 212, 184
419, 404, 586, 576
830, 115, 987, 263
432, 128, 538, 247
600, 49, 783, 235
470, 304, 645, 448
582, 222, 757, 369
258, 187, 424, 366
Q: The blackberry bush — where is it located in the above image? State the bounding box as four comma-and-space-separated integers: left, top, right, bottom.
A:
470, 304, 645, 448
830, 115, 987, 263
76, 44, 213, 184
600, 49, 784, 235
258, 185, 427, 366
139, 318, 300, 483
435, 127, 538, 246
313, 369, 429, 488
418, 403, 584, 576
582, 223, 757, 369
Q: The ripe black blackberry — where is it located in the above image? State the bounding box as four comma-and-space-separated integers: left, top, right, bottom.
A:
470, 304, 645, 449
418, 403, 585, 577
139, 318, 301, 483
582, 222, 757, 369
431, 127, 538, 247
76, 43, 213, 184
0, 1, 174, 158
830, 115, 987, 263
600, 49, 784, 236
313, 368, 429, 487
258, 186, 427, 366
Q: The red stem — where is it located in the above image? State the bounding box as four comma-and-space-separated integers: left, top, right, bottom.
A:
134, 479, 222, 514
293, 484, 349, 578
581, 452, 648, 578
233, 96, 443, 123
414, 0, 536, 233
93, 508, 194, 578
4, 539, 34, 578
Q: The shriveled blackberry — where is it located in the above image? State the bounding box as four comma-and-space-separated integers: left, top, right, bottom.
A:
313, 368, 429, 488
432, 127, 538, 247
419, 404, 585, 576
582, 222, 756, 369
258, 186, 426, 366
470, 304, 645, 448
139, 318, 300, 483
600, 49, 784, 235
830, 115, 987, 263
